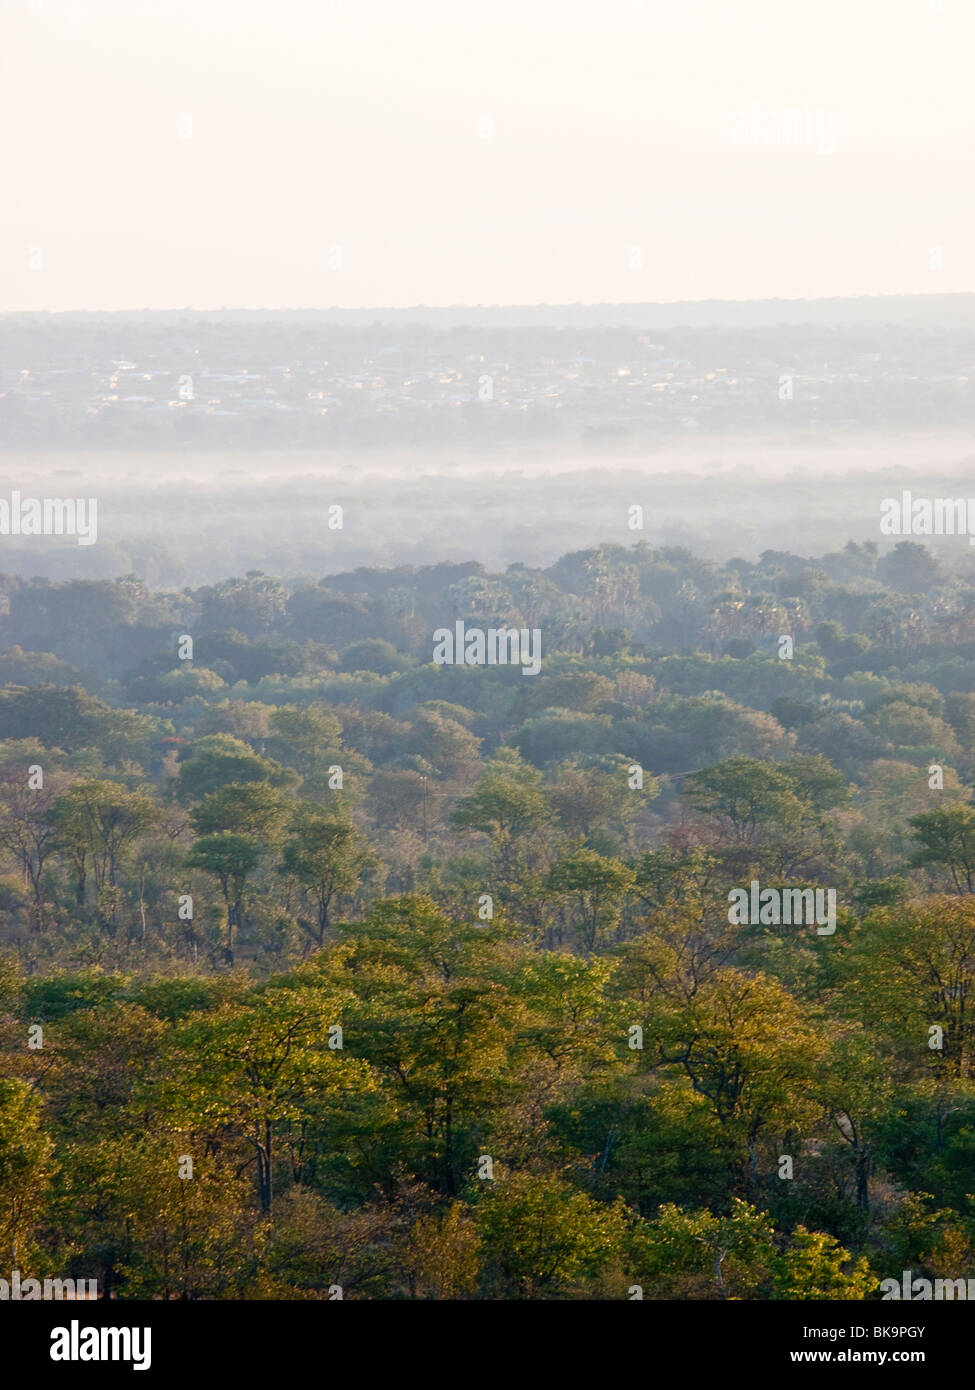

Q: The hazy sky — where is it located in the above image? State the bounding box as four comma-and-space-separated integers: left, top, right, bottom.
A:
2, 0, 973, 310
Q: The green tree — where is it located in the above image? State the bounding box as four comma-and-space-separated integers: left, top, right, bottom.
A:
0, 1078, 56, 1269
50, 779, 161, 920
176, 734, 294, 803
280, 810, 379, 947
838, 897, 975, 1078
0, 768, 70, 930
268, 705, 343, 776
186, 832, 261, 962
685, 756, 802, 845
335, 896, 527, 1196
654, 969, 825, 1195
877, 540, 941, 595
168, 985, 373, 1214
910, 805, 975, 894
191, 782, 290, 841
451, 750, 551, 887
475, 1172, 630, 1299
547, 758, 652, 846
634, 1198, 775, 1300
548, 848, 635, 953
451, 751, 549, 840
771, 1227, 875, 1300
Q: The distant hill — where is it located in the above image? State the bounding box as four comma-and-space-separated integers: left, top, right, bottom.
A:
3, 294, 974, 331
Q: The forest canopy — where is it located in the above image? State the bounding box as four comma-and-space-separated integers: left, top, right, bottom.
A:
1, 536, 974, 1299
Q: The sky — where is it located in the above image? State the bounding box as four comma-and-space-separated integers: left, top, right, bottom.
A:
1, 0, 973, 311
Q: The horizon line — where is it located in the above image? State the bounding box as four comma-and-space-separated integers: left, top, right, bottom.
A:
3, 290, 974, 319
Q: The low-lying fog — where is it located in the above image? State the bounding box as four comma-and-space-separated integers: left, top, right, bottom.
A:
1, 431, 973, 587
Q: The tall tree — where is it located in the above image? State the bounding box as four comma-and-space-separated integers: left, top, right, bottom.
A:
280, 810, 379, 947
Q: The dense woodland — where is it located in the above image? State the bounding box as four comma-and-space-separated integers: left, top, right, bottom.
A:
3, 534, 975, 1298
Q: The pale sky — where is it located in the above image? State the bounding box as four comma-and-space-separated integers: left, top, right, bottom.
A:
1, 0, 972, 310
